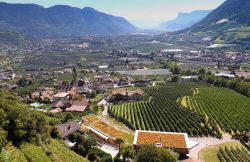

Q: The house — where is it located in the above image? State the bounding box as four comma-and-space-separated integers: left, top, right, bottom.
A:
180, 76, 198, 82
53, 92, 70, 101
118, 77, 133, 87
31, 87, 55, 101
49, 100, 89, 113
56, 121, 81, 139
133, 130, 189, 156
134, 77, 151, 87
66, 100, 89, 112
110, 89, 145, 102
50, 100, 64, 109
77, 87, 93, 98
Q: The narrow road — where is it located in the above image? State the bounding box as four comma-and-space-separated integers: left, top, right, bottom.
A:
188, 136, 236, 161
101, 103, 134, 134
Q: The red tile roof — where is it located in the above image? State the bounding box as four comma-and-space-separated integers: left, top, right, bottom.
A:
134, 130, 188, 149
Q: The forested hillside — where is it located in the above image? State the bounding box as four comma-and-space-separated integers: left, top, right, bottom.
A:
0, 91, 88, 162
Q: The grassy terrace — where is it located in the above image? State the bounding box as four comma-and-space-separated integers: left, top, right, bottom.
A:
83, 114, 134, 143
82, 114, 100, 125
92, 120, 134, 143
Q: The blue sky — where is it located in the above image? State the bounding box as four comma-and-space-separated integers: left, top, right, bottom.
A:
2, 0, 225, 28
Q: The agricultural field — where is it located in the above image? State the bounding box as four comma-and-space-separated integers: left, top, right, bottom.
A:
185, 87, 250, 133
217, 146, 250, 162
199, 141, 249, 162
0, 143, 27, 162
117, 69, 171, 76
45, 139, 88, 162
109, 83, 250, 137
109, 84, 219, 137
19, 50, 109, 70
0, 139, 88, 162
20, 143, 52, 162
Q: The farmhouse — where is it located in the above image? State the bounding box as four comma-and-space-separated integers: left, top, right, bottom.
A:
117, 77, 133, 87
56, 121, 81, 139
50, 100, 64, 109
65, 100, 89, 112
133, 130, 189, 155
110, 89, 145, 102
49, 100, 89, 113
31, 87, 55, 101
133, 77, 151, 87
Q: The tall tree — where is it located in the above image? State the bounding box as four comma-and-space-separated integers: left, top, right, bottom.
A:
136, 145, 177, 162
120, 144, 135, 162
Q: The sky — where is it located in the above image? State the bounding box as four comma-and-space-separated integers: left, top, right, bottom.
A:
2, 0, 225, 28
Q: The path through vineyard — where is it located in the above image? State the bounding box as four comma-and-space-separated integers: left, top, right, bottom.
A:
101, 103, 134, 134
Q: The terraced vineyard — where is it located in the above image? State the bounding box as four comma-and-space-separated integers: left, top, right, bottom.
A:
0, 139, 88, 162
186, 87, 250, 133
217, 146, 250, 162
109, 84, 218, 137
20, 144, 52, 162
45, 139, 88, 162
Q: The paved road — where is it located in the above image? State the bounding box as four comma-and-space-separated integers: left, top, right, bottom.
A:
98, 144, 119, 158
102, 104, 109, 116
187, 136, 236, 161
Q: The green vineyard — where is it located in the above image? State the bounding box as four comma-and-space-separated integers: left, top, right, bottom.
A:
217, 146, 250, 162
186, 87, 250, 133
109, 84, 250, 137
0, 139, 88, 162
109, 84, 219, 137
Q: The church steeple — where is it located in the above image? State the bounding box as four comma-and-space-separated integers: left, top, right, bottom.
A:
72, 67, 78, 87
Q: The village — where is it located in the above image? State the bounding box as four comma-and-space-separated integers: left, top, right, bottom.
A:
0, 35, 250, 162
1, 62, 243, 161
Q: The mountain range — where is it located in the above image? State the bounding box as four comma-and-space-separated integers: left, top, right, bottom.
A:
0, 2, 137, 37
159, 10, 211, 31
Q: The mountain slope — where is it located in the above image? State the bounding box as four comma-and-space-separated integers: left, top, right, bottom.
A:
191, 0, 250, 32
0, 2, 137, 37
159, 10, 211, 31
166, 0, 250, 48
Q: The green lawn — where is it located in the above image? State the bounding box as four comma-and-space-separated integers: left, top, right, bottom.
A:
199, 141, 245, 162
